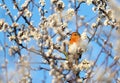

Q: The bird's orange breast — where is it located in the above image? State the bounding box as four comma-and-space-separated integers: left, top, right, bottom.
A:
69, 37, 80, 44
69, 32, 81, 45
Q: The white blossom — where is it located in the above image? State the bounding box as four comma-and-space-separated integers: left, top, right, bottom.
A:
80, 15, 85, 20
0, 19, 4, 26
24, 9, 32, 18
2, 23, 8, 32
73, 64, 79, 71
64, 8, 75, 21
80, 31, 88, 52
12, 22, 19, 27
92, 7, 97, 12
108, 0, 120, 22
21, 0, 30, 8
52, 78, 57, 83
0, 19, 4, 31
2, 4, 7, 9
62, 22, 68, 28
48, 13, 61, 28
9, 46, 19, 56
9, 35, 16, 41
78, 0, 85, 2
91, 23, 97, 28
86, 0, 92, 5
77, 78, 83, 83
114, 55, 120, 61
107, 9, 113, 18
81, 31, 87, 40
45, 49, 53, 57
56, 36, 62, 43
61, 61, 69, 69
44, 39, 50, 47
104, 18, 109, 26
78, 59, 93, 70
55, 0, 65, 12
39, 0, 45, 6
51, 0, 58, 4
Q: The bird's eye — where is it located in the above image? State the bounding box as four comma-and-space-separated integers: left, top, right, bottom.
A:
71, 32, 79, 36
74, 33, 77, 36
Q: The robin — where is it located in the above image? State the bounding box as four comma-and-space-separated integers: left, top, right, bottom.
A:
68, 32, 83, 64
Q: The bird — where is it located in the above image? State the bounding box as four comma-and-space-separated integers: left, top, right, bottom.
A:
68, 32, 83, 64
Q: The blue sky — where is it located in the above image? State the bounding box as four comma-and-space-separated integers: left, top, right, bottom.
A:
0, 0, 96, 82
0, 0, 118, 83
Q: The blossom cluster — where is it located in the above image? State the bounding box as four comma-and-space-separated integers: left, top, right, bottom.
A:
0, 0, 120, 83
